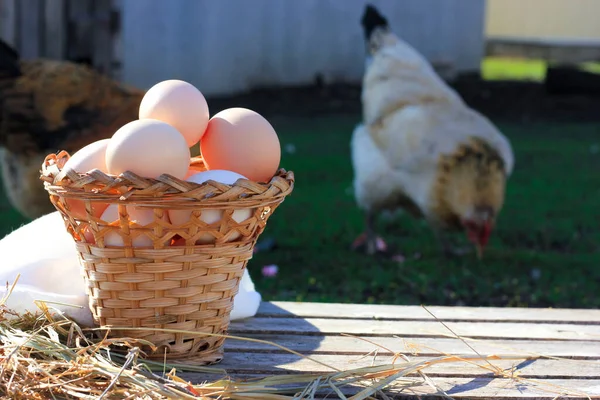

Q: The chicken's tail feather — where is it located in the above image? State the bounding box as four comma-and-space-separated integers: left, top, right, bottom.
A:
0, 38, 21, 78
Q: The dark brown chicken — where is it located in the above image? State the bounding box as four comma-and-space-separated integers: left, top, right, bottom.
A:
0, 39, 145, 219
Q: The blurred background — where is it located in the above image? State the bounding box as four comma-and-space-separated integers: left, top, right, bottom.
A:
1, 0, 599, 309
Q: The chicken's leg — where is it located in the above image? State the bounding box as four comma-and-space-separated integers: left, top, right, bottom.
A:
351, 211, 387, 255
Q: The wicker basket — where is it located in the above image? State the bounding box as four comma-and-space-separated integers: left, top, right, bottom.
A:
40, 150, 294, 365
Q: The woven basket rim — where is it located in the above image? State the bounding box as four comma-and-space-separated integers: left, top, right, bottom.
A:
40, 150, 294, 206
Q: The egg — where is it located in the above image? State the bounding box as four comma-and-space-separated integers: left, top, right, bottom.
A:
168, 170, 253, 244
106, 119, 190, 179
63, 139, 110, 174
139, 79, 210, 147
61, 139, 111, 219
171, 237, 188, 246
82, 225, 95, 244
200, 107, 281, 183
98, 204, 170, 247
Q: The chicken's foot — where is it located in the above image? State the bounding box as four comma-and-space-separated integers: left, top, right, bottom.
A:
352, 232, 388, 254
351, 211, 388, 255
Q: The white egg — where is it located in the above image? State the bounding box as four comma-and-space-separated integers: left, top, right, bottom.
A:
106, 119, 190, 179
168, 170, 253, 244
99, 204, 170, 247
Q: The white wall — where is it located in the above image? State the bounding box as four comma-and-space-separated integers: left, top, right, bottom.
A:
486, 0, 600, 44
120, 0, 486, 96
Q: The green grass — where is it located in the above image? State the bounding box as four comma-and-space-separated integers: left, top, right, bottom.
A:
1, 115, 600, 309
482, 56, 600, 82
250, 116, 600, 309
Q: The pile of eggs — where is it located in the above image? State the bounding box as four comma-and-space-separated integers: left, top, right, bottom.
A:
60, 79, 282, 247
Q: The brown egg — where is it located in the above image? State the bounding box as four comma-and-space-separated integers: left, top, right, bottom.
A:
82, 224, 96, 244
139, 79, 210, 147
171, 237, 188, 246
67, 201, 109, 222
200, 108, 281, 183
61, 139, 111, 220
106, 119, 190, 180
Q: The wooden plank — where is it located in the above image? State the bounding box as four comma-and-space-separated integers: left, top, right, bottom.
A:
0, 0, 17, 46
223, 334, 600, 359
190, 352, 600, 378
405, 377, 600, 399
43, 0, 66, 59
110, 0, 123, 80
257, 302, 600, 324
203, 302, 600, 398
229, 318, 600, 341
91, 0, 112, 75
180, 376, 600, 399
18, 0, 42, 59
66, 0, 93, 63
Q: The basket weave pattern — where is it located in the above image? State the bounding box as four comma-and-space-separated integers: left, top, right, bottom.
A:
41, 151, 294, 364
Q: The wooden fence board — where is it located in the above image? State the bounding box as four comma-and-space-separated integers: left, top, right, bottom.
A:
0, 0, 17, 46
18, 0, 42, 59
44, 0, 67, 59
0, 0, 118, 76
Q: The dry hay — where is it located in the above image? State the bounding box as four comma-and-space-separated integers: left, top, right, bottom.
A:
0, 278, 594, 400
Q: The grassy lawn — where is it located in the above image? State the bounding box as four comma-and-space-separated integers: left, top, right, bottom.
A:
0, 115, 599, 309
249, 116, 600, 309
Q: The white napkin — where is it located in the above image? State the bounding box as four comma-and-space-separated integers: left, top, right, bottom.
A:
0, 211, 261, 327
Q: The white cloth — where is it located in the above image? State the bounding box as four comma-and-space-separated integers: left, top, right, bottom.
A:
0, 211, 261, 327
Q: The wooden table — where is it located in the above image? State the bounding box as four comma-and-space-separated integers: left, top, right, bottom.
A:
189, 301, 600, 399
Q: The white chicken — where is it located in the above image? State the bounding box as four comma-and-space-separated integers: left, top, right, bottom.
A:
0, 211, 262, 326
350, 5, 514, 258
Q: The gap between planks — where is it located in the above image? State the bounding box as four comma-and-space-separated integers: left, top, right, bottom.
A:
257, 302, 600, 325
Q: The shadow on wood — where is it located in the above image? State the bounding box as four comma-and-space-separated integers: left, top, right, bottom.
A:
182, 302, 324, 378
